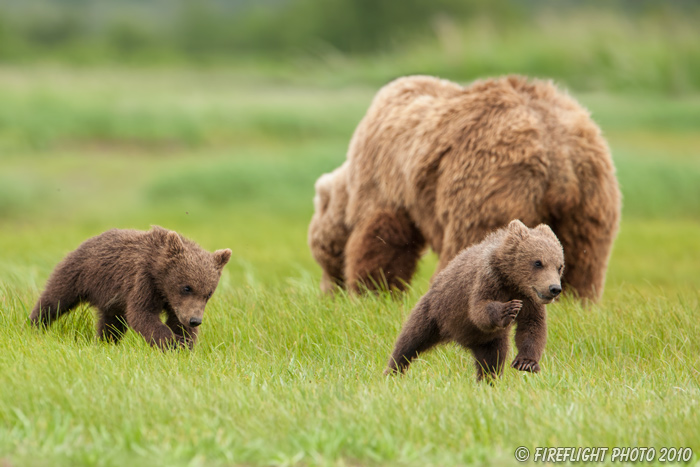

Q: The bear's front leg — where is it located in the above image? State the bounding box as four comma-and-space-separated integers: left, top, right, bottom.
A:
165, 314, 199, 350
344, 209, 425, 293
97, 311, 128, 343
125, 302, 186, 350
470, 299, 523, 332
511, 304, 547, 373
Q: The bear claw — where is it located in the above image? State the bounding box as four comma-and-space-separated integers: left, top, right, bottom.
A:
511, 357, 540, 373
500, 299, 522, 327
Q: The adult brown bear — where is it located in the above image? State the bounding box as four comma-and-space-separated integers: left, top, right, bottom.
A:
308, 75, 620, 302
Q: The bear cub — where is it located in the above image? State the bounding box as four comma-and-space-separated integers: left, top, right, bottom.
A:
30, 226, 232, 349
385, 220, 564, 380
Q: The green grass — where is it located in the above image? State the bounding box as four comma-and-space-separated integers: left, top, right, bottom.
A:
0, 67, 699, 466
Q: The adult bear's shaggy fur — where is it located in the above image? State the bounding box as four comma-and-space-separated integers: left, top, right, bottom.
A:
309, 75, 621, 301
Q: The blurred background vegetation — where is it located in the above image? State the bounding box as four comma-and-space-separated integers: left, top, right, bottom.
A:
0, 0, 699, 92
0, 0, 699, 285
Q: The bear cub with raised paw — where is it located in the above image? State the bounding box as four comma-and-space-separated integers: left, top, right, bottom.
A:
30, 226, 231, 350
385, 219, 564, 380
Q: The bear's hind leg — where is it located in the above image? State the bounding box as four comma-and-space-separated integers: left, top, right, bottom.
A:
553, 192, 620, 302
548, 146, 620, 302
30, 285, 79, 327
555, 219, 618, 302
345, 208, 425, 294
385, 299, 443, 374
470, 338, 509, 382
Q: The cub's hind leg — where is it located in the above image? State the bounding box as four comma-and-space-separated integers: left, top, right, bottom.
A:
385, 298, 443, 374
30, 282, 80, 327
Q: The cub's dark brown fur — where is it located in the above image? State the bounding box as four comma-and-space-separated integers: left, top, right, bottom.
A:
385, 220, 564, 380
30, 226, 231, 349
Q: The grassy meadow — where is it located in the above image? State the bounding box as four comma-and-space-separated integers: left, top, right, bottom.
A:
0, 66, 699, 466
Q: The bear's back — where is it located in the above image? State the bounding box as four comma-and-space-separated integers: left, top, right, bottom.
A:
62, 229, 159, 302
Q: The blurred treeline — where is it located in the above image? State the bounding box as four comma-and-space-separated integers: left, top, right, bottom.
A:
0, 0, 699, 93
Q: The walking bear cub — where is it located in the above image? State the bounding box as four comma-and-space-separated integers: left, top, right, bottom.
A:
385, 220, 564, 380
30, 226, 232, 349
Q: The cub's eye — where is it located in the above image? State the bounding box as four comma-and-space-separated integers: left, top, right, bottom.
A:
558, 265, 564, 274
534, 260, 543, 269
182, 286, 193, 295
205, 292, 212, 300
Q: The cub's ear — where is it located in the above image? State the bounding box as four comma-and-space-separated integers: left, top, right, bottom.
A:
165, 231, 185, 255
535, 223, 556, 238
507, 219, 529, 240
535, 223, 563, 248
214, 248, 232, 269
150, 225, 168, 236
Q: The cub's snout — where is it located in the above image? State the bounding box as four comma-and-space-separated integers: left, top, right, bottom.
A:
189, 317, 202, 327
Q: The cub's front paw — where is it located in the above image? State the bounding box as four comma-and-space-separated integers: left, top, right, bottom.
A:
168, 334, 191, 349
184, 337, 196, 350
179, 334, 197, 350
499, 299, 522, 327
511, 357, 540, 373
